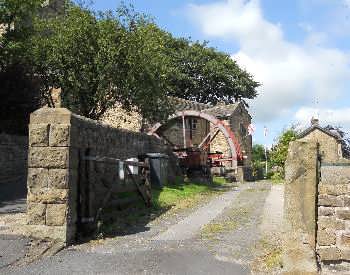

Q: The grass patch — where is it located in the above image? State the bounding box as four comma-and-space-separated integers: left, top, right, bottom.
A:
201, 220, 238, 239
97, 177, 231, 238
152, 177, 230, 211
251, 237, 283, 272
259, 238, 283, 269
201, 206, 251, 240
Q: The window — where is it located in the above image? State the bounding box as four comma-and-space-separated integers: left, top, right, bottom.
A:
240, 123, 247, 136
191, 119, 198, 130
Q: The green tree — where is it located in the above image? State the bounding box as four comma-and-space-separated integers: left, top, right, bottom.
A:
252, 144, 266, 162
163, 35, 260, 106
28, 4, 173, 120
1, 1, 260, 123
252, 144, 266, 180
269, 128, 298, 177
0, 0, 45, 134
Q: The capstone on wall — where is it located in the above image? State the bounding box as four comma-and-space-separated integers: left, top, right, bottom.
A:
27, 107, 173, 244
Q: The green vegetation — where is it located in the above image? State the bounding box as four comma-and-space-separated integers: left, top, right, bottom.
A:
0, 0, 259, 123
269, 127, 298, 180
201, 206, 251, 240
98, 177, 230, 238
252, 237, 283, 271
152, 177, 230, 210
253, 127, 299, 182
252, 144, 266, 180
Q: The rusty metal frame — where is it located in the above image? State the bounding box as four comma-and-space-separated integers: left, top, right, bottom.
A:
148, 110, 243, 168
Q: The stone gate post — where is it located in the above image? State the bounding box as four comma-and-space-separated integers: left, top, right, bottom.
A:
27, 108, 78, 244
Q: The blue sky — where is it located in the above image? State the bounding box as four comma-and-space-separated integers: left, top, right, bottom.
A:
90, 0, 350, 146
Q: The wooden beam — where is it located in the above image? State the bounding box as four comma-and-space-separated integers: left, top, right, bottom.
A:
182, 115, 186, 148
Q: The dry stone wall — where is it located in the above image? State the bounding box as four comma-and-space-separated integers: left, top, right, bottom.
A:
0, 134, 28, 188
317, 163, 350, 266
284, 139, 350, 273
27, 107, 172, 244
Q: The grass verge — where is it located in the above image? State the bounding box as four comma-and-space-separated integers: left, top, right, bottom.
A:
98, 177, 232, 238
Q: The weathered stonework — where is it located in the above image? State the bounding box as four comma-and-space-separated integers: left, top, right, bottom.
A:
284, 131, 350, 273
27, 107, 173, 244
317, 162, 350, 268
282, 140, 319, 274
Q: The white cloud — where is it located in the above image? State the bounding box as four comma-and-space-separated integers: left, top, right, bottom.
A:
295, 107, 350, 131
187, 0, 350, 123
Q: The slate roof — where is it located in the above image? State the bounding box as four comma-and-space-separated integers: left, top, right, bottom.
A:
169, 97, 241, 119
204, 103, 240, 119
298, 125, 342, 140
169, 97, 211, 112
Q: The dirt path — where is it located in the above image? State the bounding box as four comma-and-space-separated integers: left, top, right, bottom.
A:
3, 182, 285, 275
153, 186, 249, 241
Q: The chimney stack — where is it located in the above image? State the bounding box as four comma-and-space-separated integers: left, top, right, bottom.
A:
311, 117, 319, 126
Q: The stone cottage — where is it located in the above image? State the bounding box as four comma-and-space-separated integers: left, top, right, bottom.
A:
102, 97, 253, 171
298, 118, 345, 162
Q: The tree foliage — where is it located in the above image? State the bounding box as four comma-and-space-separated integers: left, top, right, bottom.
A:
324, 125, 350, 159
252, 144, 266, 162
1, 1, 260, 122
252, 144, 266, 180
269, 128, 298, 172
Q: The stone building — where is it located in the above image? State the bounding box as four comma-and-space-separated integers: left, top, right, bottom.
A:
298, 118, 344, 162
102, 97, 253, 168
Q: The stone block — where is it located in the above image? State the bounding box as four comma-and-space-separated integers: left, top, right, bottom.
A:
46, 204, 67, 226
28, 147, 69, 169
30, 108, 72, 125
319, 184, 348, 196
318, 207, 335, 217
48, 169, 69, 189
340, 233, 350, 247
29, 124, 49, 147
318, 216, 345, 231
317, 246, 341, 261
49, 124, 70, 147
27, 168, 48, 189
27, 188, 68, 204
344, 196, 350, 207
341, 249, 350, 260
321, 166, 350, 185
27, 203, 46, 225
336, 209, 350, 220
317, 229, 336, 246
318, 195, 344, 207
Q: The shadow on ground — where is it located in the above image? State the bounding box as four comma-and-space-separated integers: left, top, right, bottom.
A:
0, 178, 27, 214
80, 177, 235, 242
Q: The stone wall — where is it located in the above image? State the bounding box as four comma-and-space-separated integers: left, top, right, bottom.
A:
317, 162, 350, 269
101, 103, 143, 132
160, 117, 209, 148
0, 134, 28, 200
27, 107, 172, 244
210, 120, 230, 157
284, 138, 350, 273
229, 104, 252, 166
